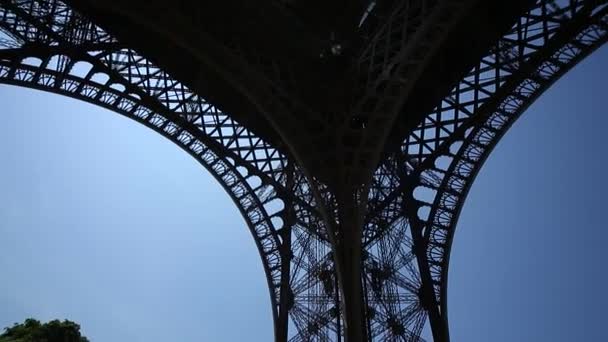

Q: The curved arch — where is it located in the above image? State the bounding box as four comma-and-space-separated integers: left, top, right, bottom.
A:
0, 92, 274, 340
0, 1, 341, 340
406, 0, 608, 338
440, 18, 607, 337
0, 48, 287, 325
0, 0, 292, 335
363, 1, 608, 340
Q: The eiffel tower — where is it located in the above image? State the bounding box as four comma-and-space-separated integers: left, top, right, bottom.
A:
0, 1, 606, 341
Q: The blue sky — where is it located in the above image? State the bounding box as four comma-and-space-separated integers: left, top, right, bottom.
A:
0, 46, 606, 341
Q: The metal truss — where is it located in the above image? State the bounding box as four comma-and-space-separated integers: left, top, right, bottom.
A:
1, 0, 606, 341
364, 0, 608, 340
348, 0, 477, 182
0, 1, 339, 341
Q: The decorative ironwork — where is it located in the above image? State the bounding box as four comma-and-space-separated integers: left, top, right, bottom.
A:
1, 0, 606, 341
0, 1, 336, 340
364, 1, 608, 339
348, 0, 476, 180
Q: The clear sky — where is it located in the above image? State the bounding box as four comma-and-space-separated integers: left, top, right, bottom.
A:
0, 46, 606, 341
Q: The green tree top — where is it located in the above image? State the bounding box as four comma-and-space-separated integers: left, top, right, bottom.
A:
0, 318, 89, 342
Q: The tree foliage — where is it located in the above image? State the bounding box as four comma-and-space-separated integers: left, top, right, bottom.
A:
0, 318, 89, 342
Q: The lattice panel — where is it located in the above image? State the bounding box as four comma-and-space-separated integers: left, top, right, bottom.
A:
0, 1, 337, 340
364, 1, 608, 339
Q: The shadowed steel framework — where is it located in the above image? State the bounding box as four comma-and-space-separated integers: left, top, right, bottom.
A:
0, 0, 605, 341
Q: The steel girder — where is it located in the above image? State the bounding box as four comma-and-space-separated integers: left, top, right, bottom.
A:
344, 0, 478, 184
0, 0, 607, 341
0, 1, 338, 340
364, 1, 608, 340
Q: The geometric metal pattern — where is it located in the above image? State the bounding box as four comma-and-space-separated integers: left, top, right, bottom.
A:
0, 2, 302, 339
1, 0, 606, 341
389, 1, 608, 338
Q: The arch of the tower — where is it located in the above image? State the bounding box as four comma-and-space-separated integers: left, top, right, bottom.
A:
0, 37, 291, 335
377, 1, 608, 339
0, 1, 353, 341
0, 2, 342, 341
1, 0, 607, 342
359, 1, 608, 341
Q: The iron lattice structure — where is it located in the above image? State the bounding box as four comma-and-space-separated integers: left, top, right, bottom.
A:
0, 0, 606, 341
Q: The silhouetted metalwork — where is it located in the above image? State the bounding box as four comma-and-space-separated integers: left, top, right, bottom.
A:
0, 0, 605, 341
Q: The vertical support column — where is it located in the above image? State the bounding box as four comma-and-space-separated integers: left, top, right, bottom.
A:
276, 165, 295, 341
401, 159, 448, 342
276, 224, 292, 342
334, 188, 368, 342
409, 215, 448, 342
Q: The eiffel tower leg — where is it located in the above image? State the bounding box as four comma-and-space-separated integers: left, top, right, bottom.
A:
2, 1, 608, 342
334, 188, 367, 342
